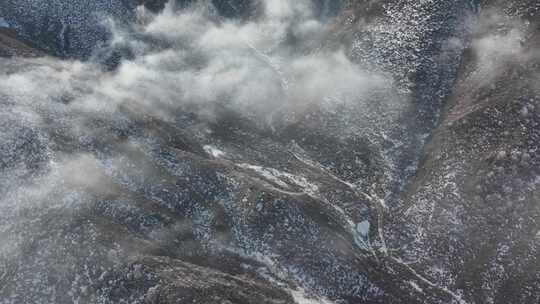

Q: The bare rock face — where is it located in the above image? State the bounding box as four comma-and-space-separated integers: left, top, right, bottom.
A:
0, 0, 539, 304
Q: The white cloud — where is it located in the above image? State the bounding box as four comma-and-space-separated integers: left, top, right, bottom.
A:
469, 9, 534, 87
1, 0, 400, 131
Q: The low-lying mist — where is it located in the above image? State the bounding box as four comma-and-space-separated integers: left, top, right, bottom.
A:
2, 0, 402, 133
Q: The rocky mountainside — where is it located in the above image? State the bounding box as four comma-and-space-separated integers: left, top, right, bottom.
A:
398, 1, 540, 302
0, 1, 539, 303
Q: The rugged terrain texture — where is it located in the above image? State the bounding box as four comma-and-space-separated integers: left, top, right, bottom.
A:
0, 0, 539, 303
398, 1, 540, 302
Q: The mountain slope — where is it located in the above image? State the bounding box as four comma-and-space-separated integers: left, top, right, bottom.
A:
0, 1, 538, 303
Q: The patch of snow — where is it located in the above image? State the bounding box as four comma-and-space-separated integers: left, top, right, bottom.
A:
237, 163, 319, 195
203, 145, 225, 158
0, 18, 9, 28
239, 163, 289, 188
289, 288, 335, 304
356, 220, 370, 237
408, 281, 424, 293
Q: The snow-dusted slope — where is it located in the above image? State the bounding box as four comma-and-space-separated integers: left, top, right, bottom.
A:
0, 0, 538, 303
